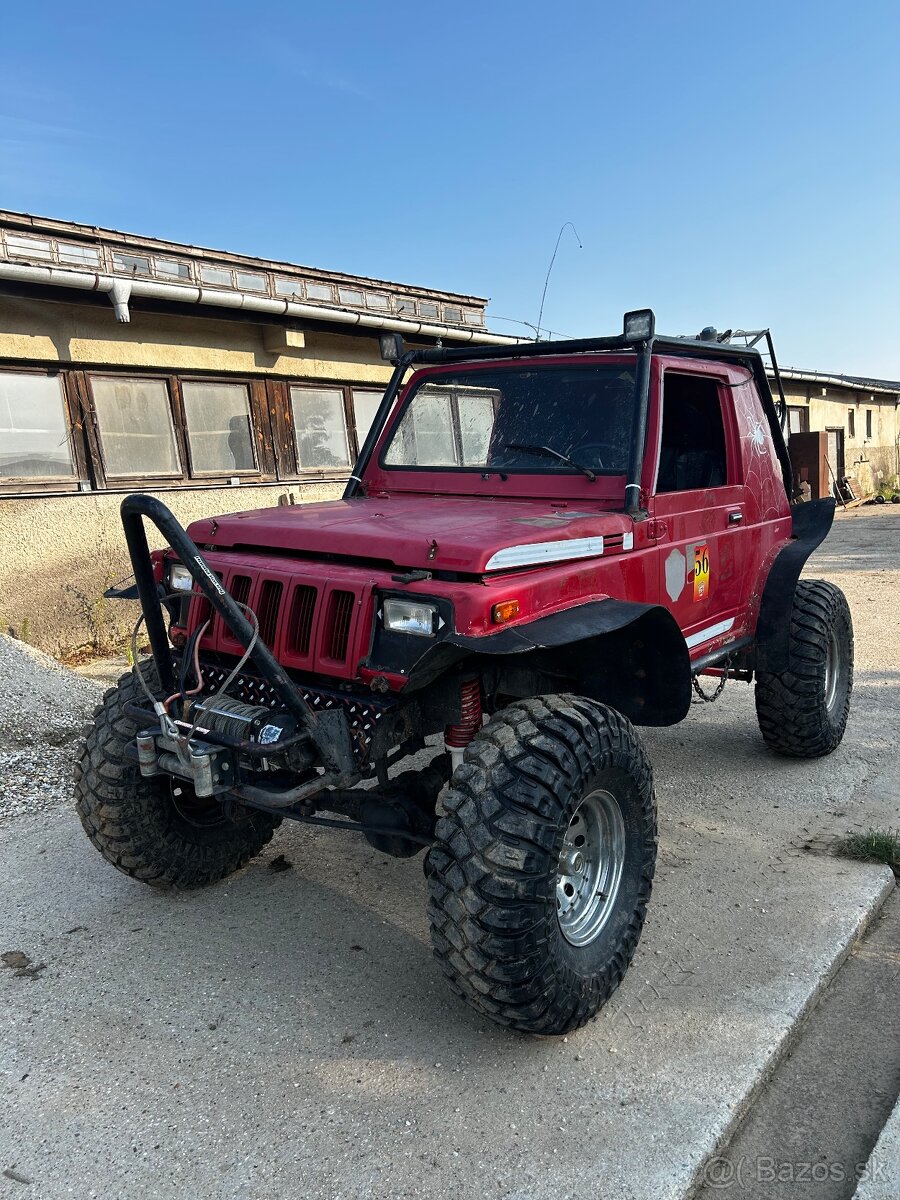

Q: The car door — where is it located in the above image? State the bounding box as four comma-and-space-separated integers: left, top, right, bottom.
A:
651, 365, 751, 656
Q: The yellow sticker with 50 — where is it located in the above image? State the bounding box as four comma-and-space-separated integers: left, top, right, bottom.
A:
693, 543, 710, 601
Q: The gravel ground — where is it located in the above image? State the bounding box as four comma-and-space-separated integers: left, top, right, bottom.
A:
0, 636, 103, 825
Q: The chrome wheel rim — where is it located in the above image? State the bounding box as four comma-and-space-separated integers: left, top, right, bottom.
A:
556, 788, 626, 947
824, 629, 841, 714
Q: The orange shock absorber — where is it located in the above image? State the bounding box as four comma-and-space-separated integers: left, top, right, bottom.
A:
444, 677, 483, 772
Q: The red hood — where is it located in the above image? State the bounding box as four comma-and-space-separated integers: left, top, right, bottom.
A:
188, 495, 633, 574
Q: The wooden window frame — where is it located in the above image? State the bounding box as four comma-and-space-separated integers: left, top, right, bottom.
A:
0, 366, 89, 496
0, 366, 386, 496
177, 376, 268, 481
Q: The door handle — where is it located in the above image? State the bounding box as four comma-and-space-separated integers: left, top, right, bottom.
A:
727, 511, 743, 525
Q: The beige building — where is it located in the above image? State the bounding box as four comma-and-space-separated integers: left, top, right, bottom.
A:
778, 368, 900, 496
0, 210, 514, 655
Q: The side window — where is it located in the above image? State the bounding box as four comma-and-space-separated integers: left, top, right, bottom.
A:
657, 374, 728, 492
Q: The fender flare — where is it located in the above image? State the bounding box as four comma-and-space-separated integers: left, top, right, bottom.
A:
755, 497, 837, 674
408, 597, 692, 726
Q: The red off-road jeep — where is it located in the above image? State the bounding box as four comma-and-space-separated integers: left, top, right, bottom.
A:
75, 310, 853, 1035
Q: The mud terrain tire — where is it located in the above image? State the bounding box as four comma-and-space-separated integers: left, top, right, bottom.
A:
74, 667, 279, 888
755, 579, 853, 758
425, 695, 656, 1035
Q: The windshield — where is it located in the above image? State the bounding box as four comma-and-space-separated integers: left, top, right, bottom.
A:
382, 362, 637, 474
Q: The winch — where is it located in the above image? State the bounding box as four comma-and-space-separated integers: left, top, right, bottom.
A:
183, 695, 298, 748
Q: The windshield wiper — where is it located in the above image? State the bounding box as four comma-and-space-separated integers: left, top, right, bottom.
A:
501, 442, 596, 482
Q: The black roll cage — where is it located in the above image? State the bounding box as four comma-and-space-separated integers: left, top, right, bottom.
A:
344, 313, 793, 511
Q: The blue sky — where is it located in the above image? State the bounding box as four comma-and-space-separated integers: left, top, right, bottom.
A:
2, 1, 898, 377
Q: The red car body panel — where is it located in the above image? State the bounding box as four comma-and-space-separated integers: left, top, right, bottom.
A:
181, 352, 792, 688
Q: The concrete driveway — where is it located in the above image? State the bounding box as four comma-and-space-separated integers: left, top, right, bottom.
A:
2, 507, 898, 1200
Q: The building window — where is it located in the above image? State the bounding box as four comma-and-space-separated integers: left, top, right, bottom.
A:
338, 287, 364, 306
787, 406, 809, 435
236, 271, 266, 292
5, 234, 53, 262
306, 282, 333, 302
156, 258, 192, 280
113, 252, 152, 275
276, 277, 304, 298
199, 265, 233, 287
848, 409, 855, 438
866, 409, 873, 440
91, 377, 181, 477
0, 372, 75, 479
351, 389, 383, 446
181, 381, 257, 474
290, 386, 350, 469
58, 242, 101, 267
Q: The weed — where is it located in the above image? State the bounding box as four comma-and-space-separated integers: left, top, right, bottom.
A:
838, 828, 900, 877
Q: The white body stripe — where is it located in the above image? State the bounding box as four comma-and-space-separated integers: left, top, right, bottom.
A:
685, 617, 735, 649
484, 536, 604, 571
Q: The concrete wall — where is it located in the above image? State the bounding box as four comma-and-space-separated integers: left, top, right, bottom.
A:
782, 381, 900, 495
0, 482, 343, 657
0, 294, 389, 655
0, 295, 394, 384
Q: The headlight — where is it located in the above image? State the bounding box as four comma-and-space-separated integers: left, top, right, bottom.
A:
382, 598, 437, 637
168, 563, 194, 593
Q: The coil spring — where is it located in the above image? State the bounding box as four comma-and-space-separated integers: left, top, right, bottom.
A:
444, 678, 483, 748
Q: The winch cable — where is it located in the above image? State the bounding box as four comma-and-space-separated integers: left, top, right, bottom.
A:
164, 614, 211, 713
175, 600, 260, 773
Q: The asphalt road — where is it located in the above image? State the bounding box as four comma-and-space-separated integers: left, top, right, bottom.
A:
1, 506, 898, 1200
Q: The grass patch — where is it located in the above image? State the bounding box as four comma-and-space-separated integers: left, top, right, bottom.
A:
838, 828, 900, 877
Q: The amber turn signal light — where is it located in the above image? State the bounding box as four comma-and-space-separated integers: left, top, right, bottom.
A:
491, 600, 520, 624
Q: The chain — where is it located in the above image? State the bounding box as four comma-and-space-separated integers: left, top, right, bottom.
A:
692, 655, 732, 704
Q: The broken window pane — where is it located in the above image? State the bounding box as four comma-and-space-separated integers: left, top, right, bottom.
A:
0, 372, 75, 478
182, 381, 256, 474
91, 377, 180, 476
291, 387, 350, 469
113, 252, 152, 275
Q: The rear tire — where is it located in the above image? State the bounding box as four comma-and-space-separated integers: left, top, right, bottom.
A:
755, 579, 853, 758
425, 695, 657, 1035
74, 667, 280, 889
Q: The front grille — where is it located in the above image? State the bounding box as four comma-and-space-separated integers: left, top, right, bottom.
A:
197, 666, 393, 761
188, 559, 368, 679
325, 590, 355, 662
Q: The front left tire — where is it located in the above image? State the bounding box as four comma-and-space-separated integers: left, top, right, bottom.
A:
74, 666, 279, 889
425, 695, 657, 1035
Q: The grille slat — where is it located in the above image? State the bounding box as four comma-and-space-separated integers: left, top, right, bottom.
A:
257, 580, 283, 648
219, 574, 252, 646
287, 584, 317, 656
326, 590, 355, 662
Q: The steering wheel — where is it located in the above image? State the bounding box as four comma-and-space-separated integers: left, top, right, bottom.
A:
567, 442, 621, 471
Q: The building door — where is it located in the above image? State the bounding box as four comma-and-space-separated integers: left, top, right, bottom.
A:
826, 427, 845, 490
